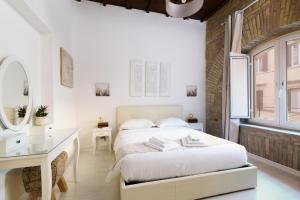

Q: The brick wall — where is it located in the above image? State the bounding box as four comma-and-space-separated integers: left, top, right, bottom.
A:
206, 0, 300, 137
240, 125, 300, 171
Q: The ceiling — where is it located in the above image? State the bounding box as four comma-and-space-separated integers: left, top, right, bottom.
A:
82, 0, 228, 21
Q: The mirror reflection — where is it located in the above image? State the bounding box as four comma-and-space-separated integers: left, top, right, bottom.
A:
2, 61, 29, 125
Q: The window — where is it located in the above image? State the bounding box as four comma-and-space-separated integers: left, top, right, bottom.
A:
287, 40, 300, 67
256, 53, 269, 72
287, 38, 300, 124
250, 31, 300, 129
253, 47, 275, 121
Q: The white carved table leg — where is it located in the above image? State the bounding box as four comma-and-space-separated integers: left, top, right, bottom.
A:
41, 158, 52, 200
73, 136, 80, 183
0, 170, 6, 200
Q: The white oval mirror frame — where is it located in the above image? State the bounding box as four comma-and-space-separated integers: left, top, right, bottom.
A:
0, 57, 33, 132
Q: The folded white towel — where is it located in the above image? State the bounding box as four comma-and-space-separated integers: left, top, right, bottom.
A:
186, 138, 204, 144
149, 136, 170, 146
145, 142, 180, 152
188, 134, 202, 141
147, 137, 180, 151
181, 137, 207, 147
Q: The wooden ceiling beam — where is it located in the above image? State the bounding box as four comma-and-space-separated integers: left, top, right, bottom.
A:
146, 0, 152, 13
77, 0, 228, 21
125, 0, 132, 9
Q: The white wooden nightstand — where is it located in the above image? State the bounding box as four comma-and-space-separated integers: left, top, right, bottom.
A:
188, 123, 204, 131
92, 127, 112, 154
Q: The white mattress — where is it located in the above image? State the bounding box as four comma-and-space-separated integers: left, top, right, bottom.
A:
112, 127, 248, 183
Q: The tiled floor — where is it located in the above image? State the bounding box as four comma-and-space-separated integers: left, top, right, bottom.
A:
56, 149, 300, 200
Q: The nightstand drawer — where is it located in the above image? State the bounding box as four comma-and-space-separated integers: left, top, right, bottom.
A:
93, 130, 111, 136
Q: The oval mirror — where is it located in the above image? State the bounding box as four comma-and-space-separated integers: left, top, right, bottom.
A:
0, 57, 32, 131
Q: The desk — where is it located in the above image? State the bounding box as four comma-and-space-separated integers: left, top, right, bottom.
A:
0, 128, 80, 200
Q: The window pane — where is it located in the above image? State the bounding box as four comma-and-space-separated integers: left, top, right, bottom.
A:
253, 47, 275, 120
292, 45, 298, 65
287, 39, 300, 123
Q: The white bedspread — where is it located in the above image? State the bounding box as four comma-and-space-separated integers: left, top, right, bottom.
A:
109, 127, 247, 183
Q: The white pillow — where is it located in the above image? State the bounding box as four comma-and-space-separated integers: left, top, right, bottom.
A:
120, 118, 155, 130
157, 117, 188, 128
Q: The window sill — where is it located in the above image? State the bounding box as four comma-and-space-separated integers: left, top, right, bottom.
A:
240, 123, 300, 137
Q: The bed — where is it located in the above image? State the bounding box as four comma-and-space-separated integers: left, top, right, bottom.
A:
112, 105, 257, 200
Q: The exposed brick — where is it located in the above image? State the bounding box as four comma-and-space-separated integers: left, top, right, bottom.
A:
206, 0, 300, 137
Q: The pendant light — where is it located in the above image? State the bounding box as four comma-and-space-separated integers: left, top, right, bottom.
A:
166, 0, 204, 18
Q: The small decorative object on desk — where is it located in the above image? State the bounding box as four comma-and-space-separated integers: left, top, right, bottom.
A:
35, 105, 48, 126
187, 114, 198, 123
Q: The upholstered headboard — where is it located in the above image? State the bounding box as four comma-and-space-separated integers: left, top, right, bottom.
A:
116, 105, 182, 129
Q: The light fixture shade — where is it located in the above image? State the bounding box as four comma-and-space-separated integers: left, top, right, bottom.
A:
166, 0, 204, 18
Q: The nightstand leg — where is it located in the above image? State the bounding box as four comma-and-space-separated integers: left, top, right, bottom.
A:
92, 136, 96, 155
108, 135, 112, 152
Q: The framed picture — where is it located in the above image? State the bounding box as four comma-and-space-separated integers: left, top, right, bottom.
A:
23, 80, 29, 96
95, 82, 110, 96
145, 61, 159, 97
186, 85, 197, 97
159, 62, 171, 97
130, 60, 145, 97
60, 47, 74, 88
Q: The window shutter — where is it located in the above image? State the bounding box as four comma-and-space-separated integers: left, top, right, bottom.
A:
229, 52, 250, 118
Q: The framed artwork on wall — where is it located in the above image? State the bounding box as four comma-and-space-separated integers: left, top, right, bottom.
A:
60, 47, 74, 88
159, 62, 171, 97
129, 60, 172, 97
95, 82, 110, 96
130, 60, 145, 97
23, 80, 29, 96
186, 85, 197, 97
145, 61, 159, 97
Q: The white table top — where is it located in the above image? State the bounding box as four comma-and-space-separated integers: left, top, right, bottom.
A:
0, 128, 79, 158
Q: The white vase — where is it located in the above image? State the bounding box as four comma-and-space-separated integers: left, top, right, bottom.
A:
35, 117, 48, 126
15, 117, 24, 125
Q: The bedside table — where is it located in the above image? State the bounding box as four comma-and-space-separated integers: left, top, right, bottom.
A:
92, 127, 112, 154
188, 123, 203, 131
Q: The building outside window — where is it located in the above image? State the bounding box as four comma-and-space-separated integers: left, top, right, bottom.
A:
250, 31, 300, 129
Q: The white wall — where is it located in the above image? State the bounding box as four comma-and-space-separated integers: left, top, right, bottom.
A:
0, 0, 206, 198
2, 0, 206, 149
0, 0, 78, 199
72, 2, 206, 148
0, 1, 42, 199
0, 0, 41, 111
26, 0, 78, 128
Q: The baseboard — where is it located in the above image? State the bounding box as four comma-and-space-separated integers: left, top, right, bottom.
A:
248, 153, 300, 178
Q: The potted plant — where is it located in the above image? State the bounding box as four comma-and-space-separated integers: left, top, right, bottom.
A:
16, 106, 27, 124
35, 105, 48, 126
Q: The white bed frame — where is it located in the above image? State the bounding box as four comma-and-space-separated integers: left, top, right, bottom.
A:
116, 105, 257, 200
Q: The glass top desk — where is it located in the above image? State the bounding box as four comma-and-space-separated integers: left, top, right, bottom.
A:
0, 128, 80, 200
